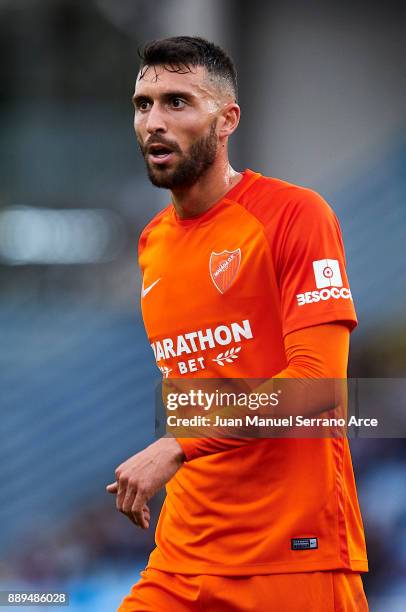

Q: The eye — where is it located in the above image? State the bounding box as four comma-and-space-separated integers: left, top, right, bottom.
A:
135, 99, 151, 112
170, 97, 186, 109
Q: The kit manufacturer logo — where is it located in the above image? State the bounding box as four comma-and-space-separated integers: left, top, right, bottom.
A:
142, 277, 161, 298
291, 537, 318, 550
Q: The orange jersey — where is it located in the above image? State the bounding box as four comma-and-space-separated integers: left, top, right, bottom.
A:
138, 169, 368, 575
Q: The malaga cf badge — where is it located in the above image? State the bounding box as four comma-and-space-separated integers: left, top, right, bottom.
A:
209, 248, 241, 294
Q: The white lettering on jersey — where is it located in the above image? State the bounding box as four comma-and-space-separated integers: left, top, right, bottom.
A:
296, 259, 352, 306
151, 319, 253, 361
297, 287, 352, 306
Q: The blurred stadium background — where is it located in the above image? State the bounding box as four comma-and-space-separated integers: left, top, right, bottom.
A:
0, 1, 405, 610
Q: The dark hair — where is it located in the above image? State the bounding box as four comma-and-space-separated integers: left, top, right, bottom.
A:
139, 36, 238, 100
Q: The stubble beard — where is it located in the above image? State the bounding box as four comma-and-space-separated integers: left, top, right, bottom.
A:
141, 120, 218, 190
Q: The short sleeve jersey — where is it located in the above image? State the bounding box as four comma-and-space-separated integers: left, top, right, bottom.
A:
138, 170, 368, 575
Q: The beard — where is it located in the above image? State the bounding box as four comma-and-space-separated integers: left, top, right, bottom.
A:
139, 120, 218, 189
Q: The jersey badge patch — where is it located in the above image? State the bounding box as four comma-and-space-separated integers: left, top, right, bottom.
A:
209, 249, 241, 294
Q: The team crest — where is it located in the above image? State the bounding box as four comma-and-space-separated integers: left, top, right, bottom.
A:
209, 249, 241, 294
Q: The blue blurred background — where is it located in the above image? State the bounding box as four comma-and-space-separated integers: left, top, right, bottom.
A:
0, 1, 405, 610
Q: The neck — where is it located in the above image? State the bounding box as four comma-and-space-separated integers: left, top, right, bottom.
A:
171, 159, 242, 220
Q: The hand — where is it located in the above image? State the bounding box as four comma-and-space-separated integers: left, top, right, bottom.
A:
106, 437, 185, 529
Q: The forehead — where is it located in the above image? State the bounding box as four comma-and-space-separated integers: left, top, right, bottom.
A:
134, 64, 213, 96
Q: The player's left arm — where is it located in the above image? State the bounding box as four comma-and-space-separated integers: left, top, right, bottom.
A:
175, 321, 350, 459
175, 186, 358, 460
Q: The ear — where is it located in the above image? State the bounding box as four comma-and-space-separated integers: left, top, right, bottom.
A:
218, 103, 241, 139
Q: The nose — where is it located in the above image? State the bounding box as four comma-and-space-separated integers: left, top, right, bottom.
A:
145, 103, 167, 135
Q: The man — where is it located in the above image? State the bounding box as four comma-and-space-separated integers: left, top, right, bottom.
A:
107, 36, 368, 610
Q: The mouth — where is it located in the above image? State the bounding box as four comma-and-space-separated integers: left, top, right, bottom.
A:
147, 144, 176, 165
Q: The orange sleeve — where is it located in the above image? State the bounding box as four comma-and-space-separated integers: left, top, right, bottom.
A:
176, 322, 349, 460
242, 184, 357, 337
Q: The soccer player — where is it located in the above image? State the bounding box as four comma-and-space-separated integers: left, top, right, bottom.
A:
107, 36, 368, 610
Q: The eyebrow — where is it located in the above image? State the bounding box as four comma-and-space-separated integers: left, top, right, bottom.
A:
132, 91, 196, 105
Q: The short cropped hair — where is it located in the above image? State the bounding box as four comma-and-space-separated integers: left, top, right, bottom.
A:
138, 36, 238, 100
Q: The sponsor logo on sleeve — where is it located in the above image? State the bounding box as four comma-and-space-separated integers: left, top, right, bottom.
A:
313, 259, 342, 288
296, 259, 352, 306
